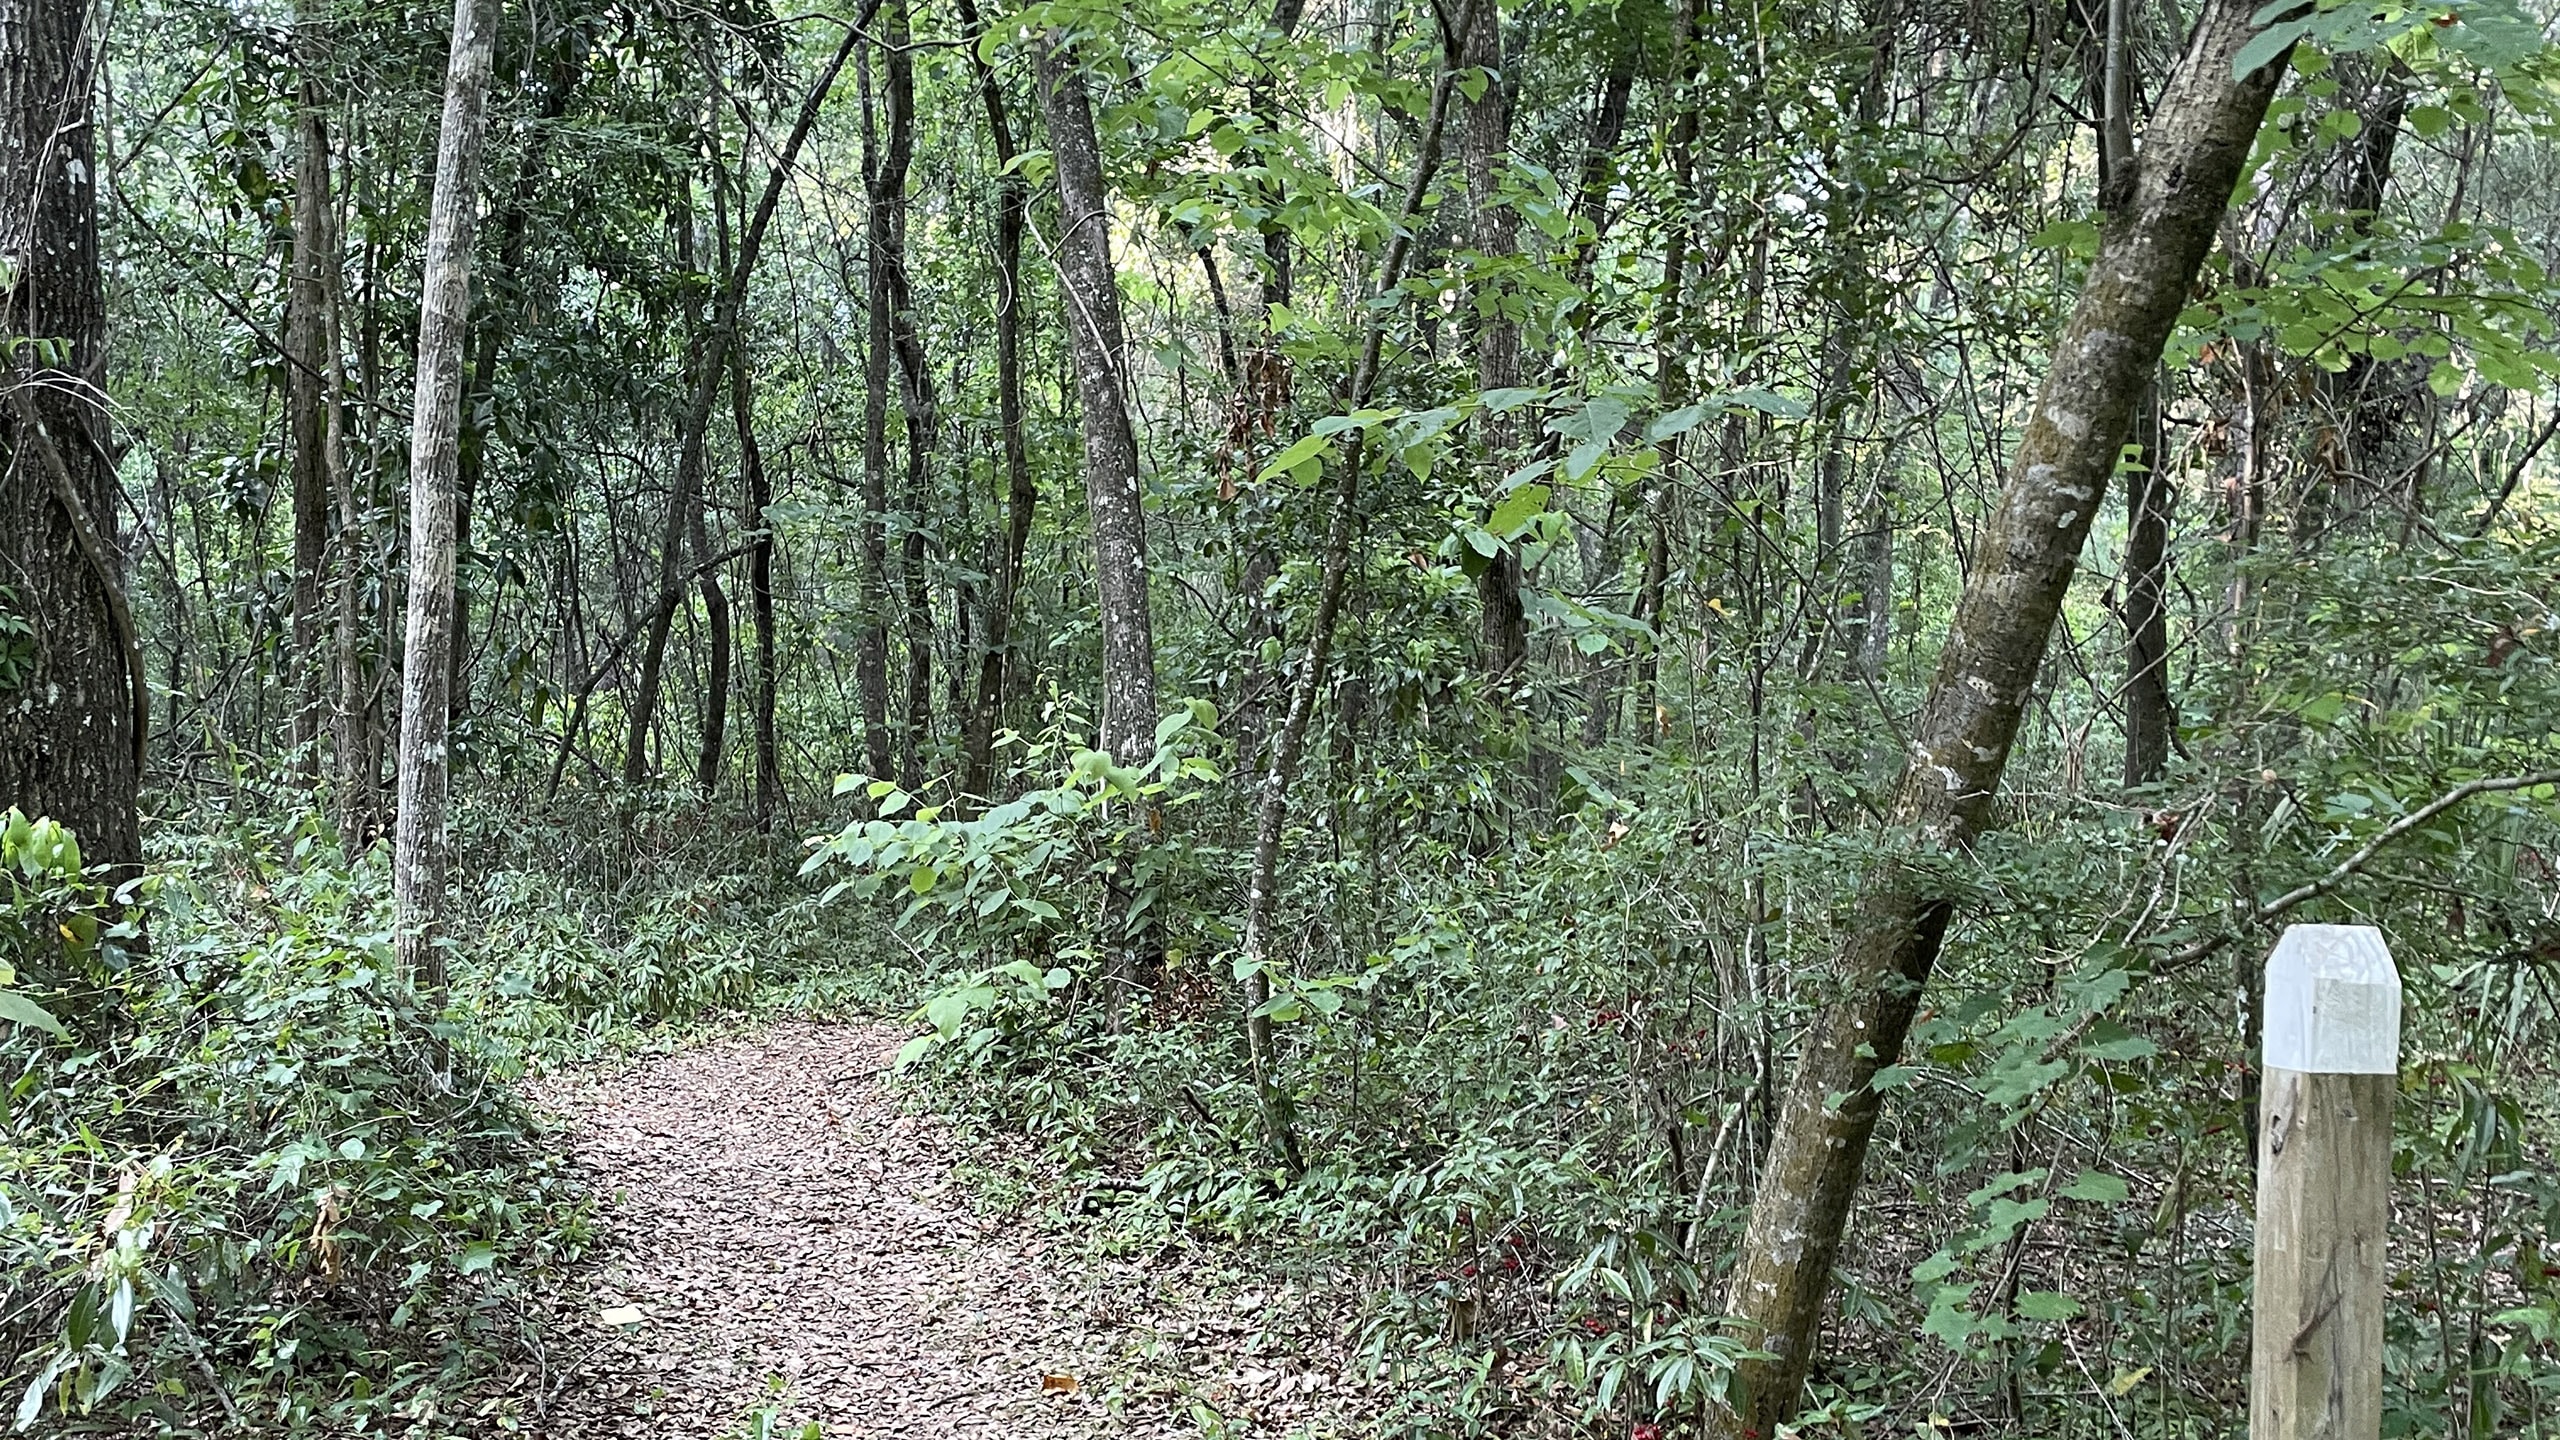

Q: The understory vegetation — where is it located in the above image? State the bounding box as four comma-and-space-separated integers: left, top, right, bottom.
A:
5, 0, 2560, 1432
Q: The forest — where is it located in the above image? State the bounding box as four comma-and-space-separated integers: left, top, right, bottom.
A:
4, 0, 2560, 1430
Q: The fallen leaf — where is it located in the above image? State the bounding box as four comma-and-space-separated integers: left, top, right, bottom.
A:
599, 1305, 647, 1327
1041, 1372, 1078, 1396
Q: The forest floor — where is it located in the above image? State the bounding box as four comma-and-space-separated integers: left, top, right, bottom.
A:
500, 1021, 1375, 1438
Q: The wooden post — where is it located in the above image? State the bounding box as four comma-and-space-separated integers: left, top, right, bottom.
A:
2251, 923, 2400, 1440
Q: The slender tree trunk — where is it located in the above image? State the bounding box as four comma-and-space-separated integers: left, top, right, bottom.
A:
878, 0, 936, 792
1459, 0, 1525, 687
287, 58, 332, 782
330, 118, 375, 846
856, 41, 898, 783
1708, 6, 2289, 1431
1237, 27, 1466, 1171
1228, 0, 1309, 782
1635, 0, 1705, 743
690, 497, 731, 791
731, 334, 782, 829
1037, 39, 1159, 772
392, 0, 501, 997
0, 0, 139, 871
628, 27, 861, 783
1040, 34, 1163, 1014
2121, 376, 2173, 785
956, 0, 1032, 803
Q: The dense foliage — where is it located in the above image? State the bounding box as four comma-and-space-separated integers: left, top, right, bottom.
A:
5, 0, 2560, 1432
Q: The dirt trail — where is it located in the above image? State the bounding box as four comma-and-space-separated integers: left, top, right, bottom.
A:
528, 1022, 1119, 1438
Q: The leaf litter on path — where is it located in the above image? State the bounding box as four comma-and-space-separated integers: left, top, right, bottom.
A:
520, 1022, 1122, 1437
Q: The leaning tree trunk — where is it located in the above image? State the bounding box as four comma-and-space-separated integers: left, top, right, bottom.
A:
392, 0, 501, 998
0, 0, 141, 873
1708, 5, 2290, 1433
628, 26, 861, 783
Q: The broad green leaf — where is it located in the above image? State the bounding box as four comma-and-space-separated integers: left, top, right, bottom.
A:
1488, 484, 1551, 540
2016, 1290, 2083, 1321
0, 990, 64, 1037
2060, 1170, 2132, 1203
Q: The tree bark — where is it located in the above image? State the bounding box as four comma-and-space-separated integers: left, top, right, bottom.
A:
2121, 376, 2173, 785
287, 52, 333, 781
1037, 38, 1159, 770
956, 0, 1033, 804
392, 0, 501, 997
877, 0, 935, 792
0, 0, 139, 873
1634, 0, 1705, 745
1459, 0, 1526, 688
1708, 5, 2289, 1431
1039, 33, 1162, 1014
731, 330, 782, 829
855, 40, 898, 784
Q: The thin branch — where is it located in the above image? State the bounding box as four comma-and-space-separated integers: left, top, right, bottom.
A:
2161, 767, 2560, 969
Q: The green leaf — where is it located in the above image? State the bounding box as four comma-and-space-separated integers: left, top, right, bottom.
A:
458, 1242, 497, 1276
2232, 11, 2311, 79
1488, 484, 1551, 540
909, 865, 937, 895
2016, 1290, 2083, 1321
1256, 433, 1330, 484
1922, 1284, 1978, 1346
2060, 1170, 2131, 1203
1981, 1051, 2070, 1107
0, 990, 64, 1037
2081, 1020, 2160, 1063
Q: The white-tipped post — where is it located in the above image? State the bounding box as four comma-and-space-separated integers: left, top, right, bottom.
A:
2251, 923, 2399, 1440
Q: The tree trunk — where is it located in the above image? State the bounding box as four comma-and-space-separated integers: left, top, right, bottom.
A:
690, 496, 732, 792
855, 41, 898, 784
878, 0, 935, 793
287, 57, 332, 782
392, 0, 501, 997
2121, 376, 2173, 786
956, 0, 1032, 804
0, 0, 138, 872
1037, 39, 1159, 771
731, 334, 782, 829
312, 112, 372, 846
1708, 5, 2289, 1431
1040, 34, 1162, 1014
1459, 0, 1526, 688
1635, 0, 1705, 745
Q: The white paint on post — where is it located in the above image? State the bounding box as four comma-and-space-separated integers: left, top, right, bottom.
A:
2251, 922, 2399, 1440
2262, 923, 2401, 1074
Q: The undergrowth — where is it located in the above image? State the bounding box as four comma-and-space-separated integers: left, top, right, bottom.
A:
0, 791, 888, 1436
